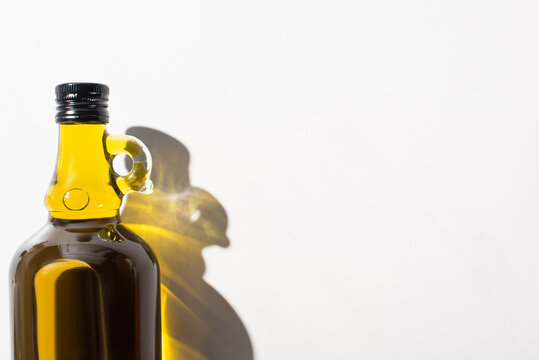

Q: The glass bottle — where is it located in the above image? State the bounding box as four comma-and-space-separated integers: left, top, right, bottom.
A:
10, 83, 162, 360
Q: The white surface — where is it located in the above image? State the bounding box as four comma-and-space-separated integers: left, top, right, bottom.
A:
1, 0, 539, 359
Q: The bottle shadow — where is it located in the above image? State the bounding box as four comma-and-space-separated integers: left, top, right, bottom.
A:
121, 127, 254, 360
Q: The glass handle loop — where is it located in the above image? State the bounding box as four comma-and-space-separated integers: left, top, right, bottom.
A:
106, 135, 154, 195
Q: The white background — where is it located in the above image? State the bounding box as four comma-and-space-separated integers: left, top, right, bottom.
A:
1, 0, 539, 359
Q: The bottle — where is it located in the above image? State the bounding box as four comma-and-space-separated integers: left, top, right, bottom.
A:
10, 83, 162, 360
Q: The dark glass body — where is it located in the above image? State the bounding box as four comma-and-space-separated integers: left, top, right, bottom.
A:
10, 217, 161, 360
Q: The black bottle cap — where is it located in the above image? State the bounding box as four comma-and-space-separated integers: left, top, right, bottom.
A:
55, 83, 110, 124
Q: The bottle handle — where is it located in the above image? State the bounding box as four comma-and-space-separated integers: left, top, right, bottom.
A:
106, 134, 154, 196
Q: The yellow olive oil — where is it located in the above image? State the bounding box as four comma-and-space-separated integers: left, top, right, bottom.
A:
10, 83, 161, 360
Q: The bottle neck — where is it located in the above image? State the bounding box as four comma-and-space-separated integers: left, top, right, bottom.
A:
45, 124, 123, 220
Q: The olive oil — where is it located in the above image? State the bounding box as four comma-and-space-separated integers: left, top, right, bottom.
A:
10, 83, 161, 360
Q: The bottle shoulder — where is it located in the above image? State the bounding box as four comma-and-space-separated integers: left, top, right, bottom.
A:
10, 221, 159, 279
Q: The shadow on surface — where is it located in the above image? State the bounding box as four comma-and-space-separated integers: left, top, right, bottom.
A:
121, 127, 254, 360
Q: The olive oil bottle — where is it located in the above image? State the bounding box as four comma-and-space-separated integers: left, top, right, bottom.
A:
10, 83, 162, 360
